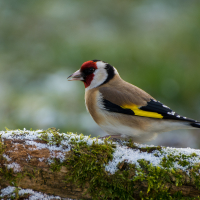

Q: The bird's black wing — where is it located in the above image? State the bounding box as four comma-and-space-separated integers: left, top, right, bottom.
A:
102, 98, 197, 123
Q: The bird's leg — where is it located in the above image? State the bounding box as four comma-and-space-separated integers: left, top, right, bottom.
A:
99, 135, 110, 139
99, 135, 122, 139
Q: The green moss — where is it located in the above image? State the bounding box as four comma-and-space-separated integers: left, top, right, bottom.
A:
1, 129, 200, 199
160, 151, 199, 169
39, 127, 65, 146
36, 130, 200, 199
61, 138, 200, 199
126, 139, 162, 153
50, 158, 63, 172
64, 146, 199, 200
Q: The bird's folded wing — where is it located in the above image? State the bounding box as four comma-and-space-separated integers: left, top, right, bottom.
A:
99, 87, 196, 122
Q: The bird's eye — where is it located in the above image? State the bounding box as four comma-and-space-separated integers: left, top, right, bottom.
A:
88, 67, 95, 73
82, 67, 96, 76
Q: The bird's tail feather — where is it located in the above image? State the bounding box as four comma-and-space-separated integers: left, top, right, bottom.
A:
191, 122, 200, 128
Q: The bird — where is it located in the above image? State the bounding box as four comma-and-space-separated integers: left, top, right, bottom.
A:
68, 60, 200, 142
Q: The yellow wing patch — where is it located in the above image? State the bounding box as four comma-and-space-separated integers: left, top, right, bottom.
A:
121, 104, 163, 119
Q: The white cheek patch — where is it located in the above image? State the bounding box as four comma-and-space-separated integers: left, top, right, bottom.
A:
86, 61, 108, 90
94, 67, 108, 83
96, 61, 106, 68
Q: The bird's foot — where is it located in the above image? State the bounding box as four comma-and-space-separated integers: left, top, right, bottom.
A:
99, 135, 121, 139
99, 135, 125, 144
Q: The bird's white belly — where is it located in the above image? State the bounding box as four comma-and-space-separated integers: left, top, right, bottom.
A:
95, 109, 157, 142
93, 96, 156, 141
100, 122, 158, 141
88, 91, 192, 142
96, 108, 191, 143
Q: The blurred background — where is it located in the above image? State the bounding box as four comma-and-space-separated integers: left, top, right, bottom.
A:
0, 0, 200, 148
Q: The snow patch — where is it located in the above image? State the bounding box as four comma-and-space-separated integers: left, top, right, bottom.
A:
0, 129, 107, 166
6, 162, 21, 172
0, 186, 15, 197
0, 186, 61, 199
3, 154, 12, 161
105, 142, 200, 175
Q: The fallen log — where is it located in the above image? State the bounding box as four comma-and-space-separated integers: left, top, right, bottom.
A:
0, 128, 200, 199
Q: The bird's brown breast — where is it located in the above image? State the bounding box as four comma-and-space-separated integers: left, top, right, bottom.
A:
85, 88, 106, 125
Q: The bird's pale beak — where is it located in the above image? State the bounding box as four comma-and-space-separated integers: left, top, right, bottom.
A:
67, 69, 84, 81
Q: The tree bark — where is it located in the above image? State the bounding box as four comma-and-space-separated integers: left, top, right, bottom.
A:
0, 138, 91, 199
0, 129, 200, 199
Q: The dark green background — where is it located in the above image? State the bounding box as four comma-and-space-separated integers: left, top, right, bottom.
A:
1, 0, 200, 147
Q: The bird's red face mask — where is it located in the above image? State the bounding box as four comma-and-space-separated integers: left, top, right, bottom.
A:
68, 60, 97, 88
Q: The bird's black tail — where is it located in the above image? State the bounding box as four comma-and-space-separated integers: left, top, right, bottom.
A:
191, 122, 200, 128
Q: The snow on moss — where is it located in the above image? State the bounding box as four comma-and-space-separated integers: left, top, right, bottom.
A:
0, 128, 107, 172
6, 162, 21, 172
0, 186, 62, 200
0, 128, 106, 149
105, 142, 200, 174
2, 129, 199, 177
3, 154, 12, 161
0, 186, 15, 197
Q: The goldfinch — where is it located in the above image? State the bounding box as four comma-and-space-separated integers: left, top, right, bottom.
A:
68, 60, 200, 142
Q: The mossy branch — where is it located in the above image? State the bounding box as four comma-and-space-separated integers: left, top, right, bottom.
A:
0, 128, 200, 200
